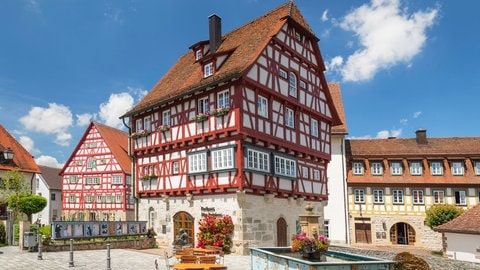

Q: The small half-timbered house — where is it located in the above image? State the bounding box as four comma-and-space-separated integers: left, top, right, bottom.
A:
60, 122, 133, 221
122, 3, 341, 254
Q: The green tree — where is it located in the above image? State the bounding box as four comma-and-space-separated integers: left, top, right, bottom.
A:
8, 193, 47, 222
425, 204, 464, 229
0, 169, 30, 204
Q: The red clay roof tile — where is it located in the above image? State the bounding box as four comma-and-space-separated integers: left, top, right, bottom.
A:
0, 125, 40, 173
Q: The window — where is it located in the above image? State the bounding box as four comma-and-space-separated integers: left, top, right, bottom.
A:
198, 97, 209, 114
172, 161, 179, 174
126, 175, 132, 185
51, 193, 56, 201
217, 90, 230, 108
454, 190, 466, 205
274, 155, 297, 178
323, 220, 330, 238
68, 195, 76, 203
135, 118, 143, 132
354, 189, 365, 204
188, 152, 207, 173
143, 116, 152, 132
302, 167, 308, 178
412, 190, 424, 204
257, 96, 268, 118
371, 162, 383, 175
285, 108, 294, 128
451, 161, 464, 176
115, 195, 122, 203
311, 119, 318, 137
246, 149, 269, 172
313, 170, 320, 180
392, 189, 404, 204
430, 161, 443, 175
195, 49, 202, 60
85, 177, 100, 185
162, 110, 171, 126
149, 208, 155, 229
279, 69, 287, 79
475, 162, 480, 175
212, 148, 234, 170
299, 80, 307, 89
68, 175, 78, 184
87, 157, 96, 169
352, 162, 364, 175
85, 195, 93, 203
373, 189, 384, 204
112, 175, 122, 185
410, 161, 422, 175
204, 62, 213, 77
433, 190, 444, 204
390, 162, 402, 175
289, 72, 297, 97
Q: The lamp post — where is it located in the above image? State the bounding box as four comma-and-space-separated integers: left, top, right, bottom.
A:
1, 147, 15, 164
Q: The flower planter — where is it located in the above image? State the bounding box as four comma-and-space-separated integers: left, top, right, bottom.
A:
194, 116, 208, 122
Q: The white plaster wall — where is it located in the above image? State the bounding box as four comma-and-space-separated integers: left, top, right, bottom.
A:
445, 232, 480, 264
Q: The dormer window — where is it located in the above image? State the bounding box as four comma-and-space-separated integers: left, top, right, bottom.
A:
204, 62, 214, 77
195, 49, 202, 60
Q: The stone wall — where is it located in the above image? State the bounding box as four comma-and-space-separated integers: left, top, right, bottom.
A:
43, 237, 155, 252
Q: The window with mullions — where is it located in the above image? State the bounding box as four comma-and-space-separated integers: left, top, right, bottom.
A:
451, 161, 464, 176
371, 162, 383, 175
373, 189, 384, 204
112, 175, 122, 185
289, 72, 297, 97
392, 189, 404, 204
68, 196, 76, 203
352, 162, 364, 175
68, 175, 78, 184
433, 190, 445, 204
285, 108, 294, 128
410, 161, 422, 175
87, 157, 96, 169
354, 189, 365, 204
475, 161, 480, 175
311, 119, 318, 137
246, 149, 269, 172
390, 162, 402, 175
143, 116, 152, 132
412, 189, 424, 204
162, 110, 171, 126
204, 62, 213, 77
430, 161, 443, 175
188, 152, 207, 173
212, 148, 234, 170
274, 155, 297, 178
198, 97, 209, 114
217, 90, 230, 108
257, 96, 268, 118
135, 118, 143, 132
454, 190, 466, 205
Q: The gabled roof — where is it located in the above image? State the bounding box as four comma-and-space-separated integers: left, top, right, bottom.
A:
0, 125, 40, 174
329, 82, 348, 135
434, 203, 480, 235
60, 122, 131, 175
38, 165, 62, 190
123, 2, 323, 117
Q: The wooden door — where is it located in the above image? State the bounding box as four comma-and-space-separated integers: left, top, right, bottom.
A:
277, 217, 287, 247
173, 211, 195, 246
354, 223, 371, 244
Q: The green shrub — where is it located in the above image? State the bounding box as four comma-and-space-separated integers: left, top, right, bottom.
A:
392, 252, 430, 270
0, 223, 6, 244
425, 204, 464, 229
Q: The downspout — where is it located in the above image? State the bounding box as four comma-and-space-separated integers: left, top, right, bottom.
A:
122, 116, 137, 221
340, 138, 350, 245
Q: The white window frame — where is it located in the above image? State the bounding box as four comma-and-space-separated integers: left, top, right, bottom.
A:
412, 189, 424, 204
87, 157, 96, 169
354, 189, 365, 204
302, 167, 308, 178
430, 161, 443, 175
454, 190, 467, 205
352, 162, 364, 175
373, 189, 384, 204
198, 97, 209, 114
279, 68, 287, 79
172, 161, 179, 174
195, 49, 202, 60
274, 155, 297, 178
69, 175, 78, 184
313, 169, 320, 180
392, 189, 404, 204
204, 62, 213, 77
85, 195, 93, 203
299, 80, 307, 89
371, 162, 383, 175
285, 108, 294, 128
68, 195, 76, 203
162, 110, 171, 126
311, 119, 318, 137
257, 95, 268, 118
289, 72, 297, 97
246, 149, 270, 173
410, 161, 422, 175
212, 148, 234, 170
188, 152, 207, 173
451, 161, 464, 176
390, 162, 402, 175
135, 118, 143, 132
143, 116, 152, 132
217, 90, 230, 108
115, 195, 122, 203
433, 190, 444, 204
112, 175, 122, 185
475, 161, 480, 175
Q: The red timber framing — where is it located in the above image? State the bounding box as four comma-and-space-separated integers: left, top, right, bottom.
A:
60, 122, 133, 221
124, 3, 341, 203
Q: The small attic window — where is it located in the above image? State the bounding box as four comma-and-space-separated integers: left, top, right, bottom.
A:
195, 49, 202, 60
204, 62, 214, 77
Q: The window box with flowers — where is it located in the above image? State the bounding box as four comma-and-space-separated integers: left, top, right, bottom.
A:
211, 107, 230, 117
141, 174, 157, 181
130, 129, 150, 139
192, 113, 209, 122
157, 125, 170, 133
291, 232, 330, 260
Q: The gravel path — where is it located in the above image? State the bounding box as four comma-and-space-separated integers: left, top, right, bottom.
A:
330, 245, 480, 270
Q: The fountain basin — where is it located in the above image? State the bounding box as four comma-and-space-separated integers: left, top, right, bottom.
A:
250, 247, 394, 270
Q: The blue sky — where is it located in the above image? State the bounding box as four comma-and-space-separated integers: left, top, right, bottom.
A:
1, 0, 478, 168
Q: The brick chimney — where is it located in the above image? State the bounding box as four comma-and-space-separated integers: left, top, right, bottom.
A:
415, 129, 427, 145
209, 14, 221, 54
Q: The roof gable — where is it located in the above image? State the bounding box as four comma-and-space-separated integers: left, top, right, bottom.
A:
434, 203, 480, 234
38, 165, 62, 190
329, 82, 348, 135
0, 125, 40, 173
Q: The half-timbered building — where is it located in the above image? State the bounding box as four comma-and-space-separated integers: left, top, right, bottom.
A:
346, 130, 480, 251
122, 3, 342, 254
60, 122, 134, 221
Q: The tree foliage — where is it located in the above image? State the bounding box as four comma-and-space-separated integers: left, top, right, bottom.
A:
8, 193, 47, 216
0, 169, 30, 204
425, 204, 464, 229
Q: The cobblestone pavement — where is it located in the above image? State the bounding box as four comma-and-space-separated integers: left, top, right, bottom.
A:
331, 245, 480, 270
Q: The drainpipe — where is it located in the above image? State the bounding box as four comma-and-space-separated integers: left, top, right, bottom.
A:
122, 116, 138, 221
340, 138, 350, 245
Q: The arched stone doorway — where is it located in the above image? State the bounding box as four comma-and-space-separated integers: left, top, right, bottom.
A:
276, 217, 287, 247
390, 222, 416, 245
173, 211, 195, 246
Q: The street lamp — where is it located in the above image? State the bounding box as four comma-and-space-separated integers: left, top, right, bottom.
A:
1, 147, 14, 163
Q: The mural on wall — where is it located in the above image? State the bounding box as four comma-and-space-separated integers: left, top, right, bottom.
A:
52, 221, 147, 240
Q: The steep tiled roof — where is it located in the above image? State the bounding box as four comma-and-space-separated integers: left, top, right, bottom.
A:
0, 125, 40, 173
329, 82, 348, 135
93, 123, 131, 174
124, 2, 319, 117
38, 165, 62, 190
434, 203, 480, 234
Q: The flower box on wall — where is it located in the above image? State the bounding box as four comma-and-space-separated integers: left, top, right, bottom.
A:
130, 129, 150, 139
192, 113, 209, 122
157, 125, 170, 133
211, 107, 230, 117
141, 174, 157, 181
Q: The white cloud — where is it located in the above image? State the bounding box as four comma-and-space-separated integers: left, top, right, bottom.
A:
321, 9, 329, 22
76, 113, 94, 126
18, 135, 39, 155
376, 128, 402, 138
19, 103, 73, 146
334, 0, 438, 82
99, 92, 134, 129
413, 111, 422, 118
400, 118, 408, 125
326, 56, 344, 72
36, 155, 63, 168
